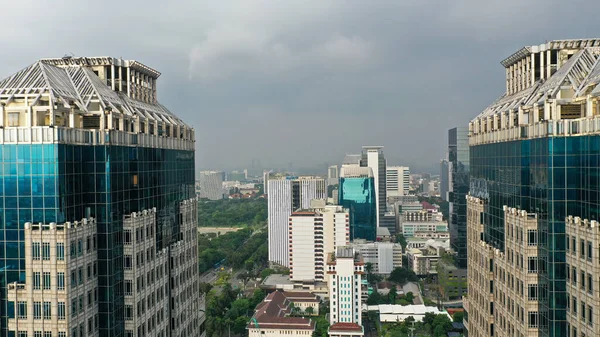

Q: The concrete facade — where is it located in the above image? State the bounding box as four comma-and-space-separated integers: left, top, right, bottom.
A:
7, 219, 99, 337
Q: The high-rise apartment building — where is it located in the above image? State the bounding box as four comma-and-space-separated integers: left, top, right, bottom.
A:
339, 166, 376, 241
386, 166, 410, 198
328, 165, 340, 186
327, 247, 365, 337
288, 206, 349, 283
448, 127, 469, 268
198, 170, 225, 200
466, 39, 600, 337
267, 177, 326, 267
439, 160, 449, 201
360, 146, 386, 227
0, 57, 203, 337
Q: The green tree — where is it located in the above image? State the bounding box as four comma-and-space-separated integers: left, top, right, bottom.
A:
389, 286, 398, 303
305, 306, 315, 315
260, 268, 275, 279
389, 267, 419, 285
396, 234, 408, 251
405, 292, 414, 303
199, 282, 213, 294
433, 324, 446, 337
453, 311, 464, 322
313, 316, 329, 337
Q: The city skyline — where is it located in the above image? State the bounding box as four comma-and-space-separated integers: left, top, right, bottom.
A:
2, 1, 600, 170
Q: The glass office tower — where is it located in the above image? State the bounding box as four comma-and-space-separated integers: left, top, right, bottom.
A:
466, 40, 600, 337
339, 166, 376, 241
0, 58, 204, 337
448, 127, 469, 268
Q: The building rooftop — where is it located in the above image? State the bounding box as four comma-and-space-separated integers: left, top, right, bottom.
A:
0, 57, 193, 135
247, 291, 315, 331
336, 247, 355, 259
328, 322, 364, 333
340, 165, 373, 178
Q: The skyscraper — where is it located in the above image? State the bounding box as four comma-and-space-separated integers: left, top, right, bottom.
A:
0, 57, 204, 336
360, 146, 386, 227
439, 160, 449, 201
267, 177, 326, 267
339, 166, 376, 241
466, 39, 600, 337
448, 127, 469, 268
328, 165, 339, 186
198, 170, 225, 200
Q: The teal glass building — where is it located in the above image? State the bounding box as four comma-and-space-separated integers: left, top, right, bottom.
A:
467, 41, 600, 337
0, 58, 200, 337
338, 171, 376, 241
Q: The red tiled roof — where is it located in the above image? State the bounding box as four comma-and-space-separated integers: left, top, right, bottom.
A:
421, 201, 437, 210
329, 322, 363, 332
282, 291, 320, 302
247, 291, 315, 331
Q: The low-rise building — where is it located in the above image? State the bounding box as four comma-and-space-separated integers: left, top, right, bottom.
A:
406, 240, 450, 276
367, 304, 451, 323
247, 291, 316, 337
282, 292, 320, 315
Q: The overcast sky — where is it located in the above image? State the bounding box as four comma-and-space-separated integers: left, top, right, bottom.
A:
2, 0, 600, 172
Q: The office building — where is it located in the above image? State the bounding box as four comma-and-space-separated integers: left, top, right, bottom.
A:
289, 206, 349, 283
360, 146, 386, 227
342, 154, 361, 166
399, 209, 448, 237
406, 240, 449, 276
328, 165, 340, 186
268, 177, 326, 267
448, 127, 470, 268
327, 247, 364, 336
439, 160, 449, 201
386, 166, 410, 198
339, 166, 376, 241
351, 241, 403, 275
198, 170, 225, 200
0, 56, 204, 336
466, 39, 600, 337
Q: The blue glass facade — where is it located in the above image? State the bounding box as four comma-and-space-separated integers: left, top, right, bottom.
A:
338, 176, 376, 241
470, 135, 600, 337
0, 143, 195, 337
448, 127, 470, 268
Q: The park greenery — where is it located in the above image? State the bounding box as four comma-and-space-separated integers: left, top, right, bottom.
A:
198, 198, 267, 227
205, 284, 266, 337
198, 228, 268, 273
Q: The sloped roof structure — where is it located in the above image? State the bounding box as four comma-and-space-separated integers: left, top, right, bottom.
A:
475, 48, 600, 121
0, 60, 188, 128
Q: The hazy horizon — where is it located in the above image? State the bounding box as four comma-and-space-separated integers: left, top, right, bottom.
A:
2, 1, 600, 170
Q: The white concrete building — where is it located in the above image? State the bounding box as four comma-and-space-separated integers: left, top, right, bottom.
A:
351, 241, 402, 275
368, 304, 450, 323
197, 171, 225, 200
328, 165, 340, 186
386, 166, 410, 198
360, 147, 386, 228
400, 209, 448, 237
268, 177, 326, 267
406, 240, 450, 276
7, 219, 99, 337
327, 247, 364, 336
289, 206, 349, 283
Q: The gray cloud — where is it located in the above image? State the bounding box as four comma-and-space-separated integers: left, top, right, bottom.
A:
1, 0, 600, 172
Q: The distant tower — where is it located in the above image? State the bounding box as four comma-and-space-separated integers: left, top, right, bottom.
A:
360, 146, 386, 227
